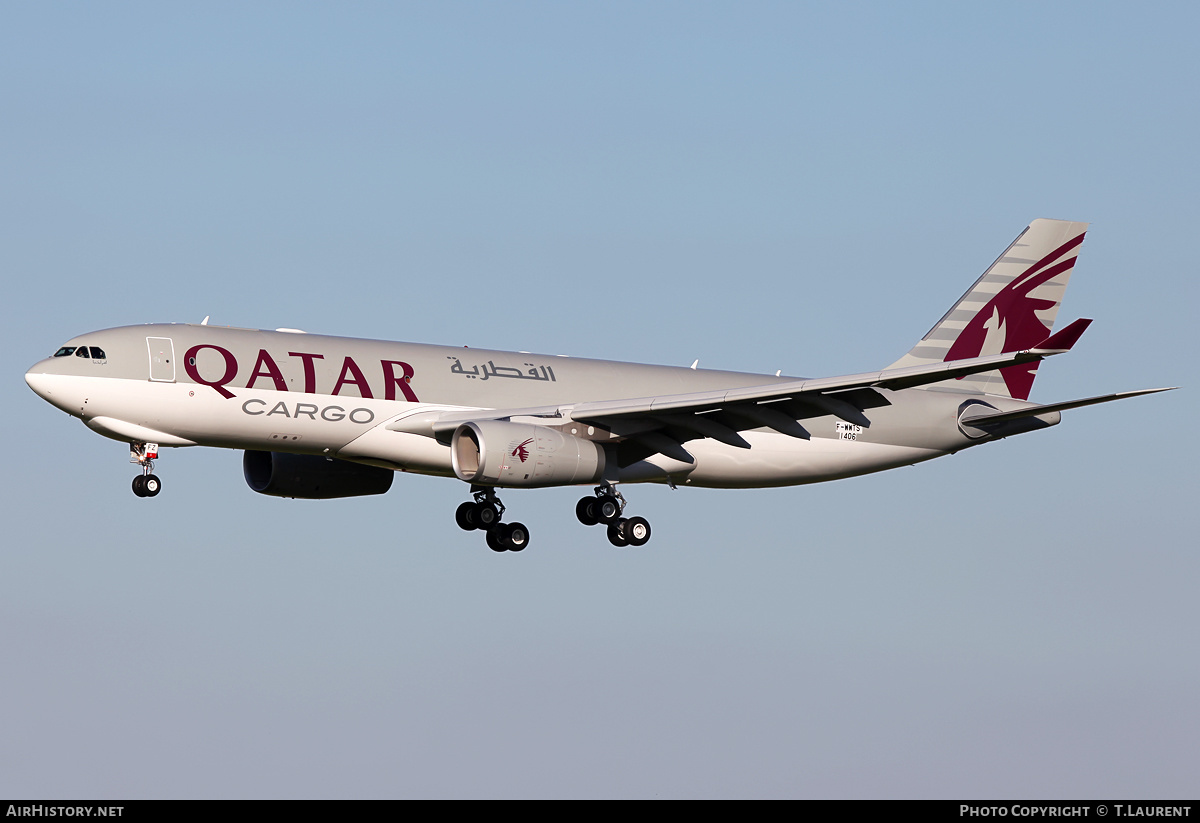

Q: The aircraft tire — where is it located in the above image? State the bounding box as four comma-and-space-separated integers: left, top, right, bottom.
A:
504, 522, 529, 552
625, 516, 651, 546
456, 501, 479, 531
476, 502, 500, 529
132, 475, 147, 497
144, 475, 161, 497
597, 495, 621, 524
576, 497, 598, 526
607, 519, 630, 547
486, 526, 508, 552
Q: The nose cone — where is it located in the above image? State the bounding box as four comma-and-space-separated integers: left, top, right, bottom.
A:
25, 364, 53, 401
26, 361, 73, 413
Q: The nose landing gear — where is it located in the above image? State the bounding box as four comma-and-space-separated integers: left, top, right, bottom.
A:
455, 486, 529, 552
130, 442, 162, 498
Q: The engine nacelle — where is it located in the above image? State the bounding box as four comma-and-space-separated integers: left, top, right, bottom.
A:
451, 420, 606, 487
243, 450, 394, 499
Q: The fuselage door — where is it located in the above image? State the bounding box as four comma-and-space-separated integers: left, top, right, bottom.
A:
147, 337, 176, 382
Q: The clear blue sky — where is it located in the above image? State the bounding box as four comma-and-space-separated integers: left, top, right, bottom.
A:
2, 2, 1195, 798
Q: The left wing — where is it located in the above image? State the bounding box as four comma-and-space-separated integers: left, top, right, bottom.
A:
389, 320, 1095, 463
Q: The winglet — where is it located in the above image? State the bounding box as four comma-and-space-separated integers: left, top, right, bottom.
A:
1031, 318, 1092, 354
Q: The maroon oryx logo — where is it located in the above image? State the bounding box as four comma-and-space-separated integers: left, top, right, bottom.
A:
511, 438, 534, 463
944, 232, 1085, 400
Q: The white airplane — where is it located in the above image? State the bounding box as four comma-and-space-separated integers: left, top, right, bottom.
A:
26, 219, 1172, 552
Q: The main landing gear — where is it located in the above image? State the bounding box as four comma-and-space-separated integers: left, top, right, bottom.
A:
130, 442, 162, 498
455, 486, 530, 553
575, 484, 652, 547
455, 484, 652, 552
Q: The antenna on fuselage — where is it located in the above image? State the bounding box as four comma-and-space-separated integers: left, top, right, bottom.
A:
201, 316, 210, 325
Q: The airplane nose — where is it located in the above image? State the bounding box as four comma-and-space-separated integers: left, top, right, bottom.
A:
25, 360, 68, 404
26, 366, 80, 415
25, 367, 52, 400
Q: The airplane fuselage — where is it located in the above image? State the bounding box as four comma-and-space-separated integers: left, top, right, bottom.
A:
26, 221, 1169, 552
25, 322, 1053, 490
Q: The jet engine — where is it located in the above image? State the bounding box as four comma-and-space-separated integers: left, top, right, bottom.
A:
242, 450, 394, 499
451, 420, 606, 487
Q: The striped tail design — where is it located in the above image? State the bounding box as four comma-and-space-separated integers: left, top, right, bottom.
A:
887, 218, 1089, 400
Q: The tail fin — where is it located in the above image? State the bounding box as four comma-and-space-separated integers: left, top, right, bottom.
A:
887, 218, 1089, 400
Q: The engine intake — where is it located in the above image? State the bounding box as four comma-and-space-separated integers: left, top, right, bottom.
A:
243, 450, 394, 499
451, 420, 605, 487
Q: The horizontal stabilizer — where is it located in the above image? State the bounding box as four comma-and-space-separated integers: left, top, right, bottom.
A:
959, 387, 1176, 426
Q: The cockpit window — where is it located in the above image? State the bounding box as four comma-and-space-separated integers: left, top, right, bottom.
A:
54, 345, 106, 360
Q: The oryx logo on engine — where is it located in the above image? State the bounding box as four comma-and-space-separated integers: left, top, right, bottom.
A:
511, 438, 534, 463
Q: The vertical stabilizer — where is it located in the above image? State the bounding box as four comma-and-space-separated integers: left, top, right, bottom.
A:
887, 218, 1089, 400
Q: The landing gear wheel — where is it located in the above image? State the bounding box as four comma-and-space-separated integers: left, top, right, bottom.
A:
607, 518, 630, 547
576, 496, 598, 526
129, 443, 160, 497
476, 502, 501, 529
504, 522, 529, 552
486, 526, 508, 552
456, 501, 479, 531
597, 495, 622, 524
624, 516, 651, 547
